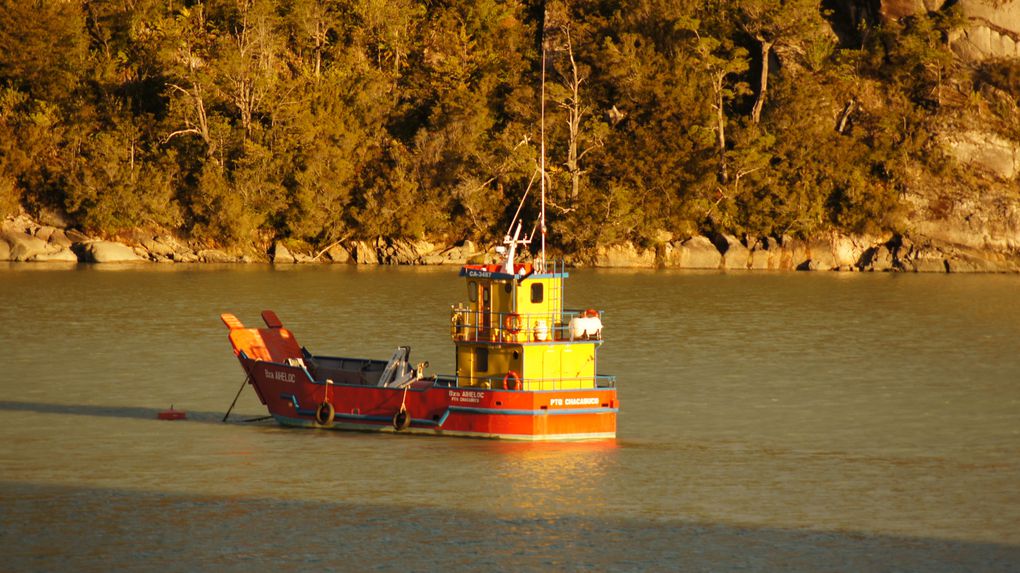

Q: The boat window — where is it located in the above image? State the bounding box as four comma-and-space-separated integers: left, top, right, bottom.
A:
475, 347, 488, 373
468, 281, 477, 302
482, 286, 490, 303
531, 283, 544, 303
504, 282, 512, 294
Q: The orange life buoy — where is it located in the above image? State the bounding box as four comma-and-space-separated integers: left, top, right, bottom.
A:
504, 313, 522, 335
503, 370, 521, 391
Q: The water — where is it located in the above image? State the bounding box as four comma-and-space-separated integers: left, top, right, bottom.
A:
1, 264, 1018, 571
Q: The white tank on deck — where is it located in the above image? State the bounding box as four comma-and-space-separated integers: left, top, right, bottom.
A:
533, 319, 549, 341
569, 316, 603, 339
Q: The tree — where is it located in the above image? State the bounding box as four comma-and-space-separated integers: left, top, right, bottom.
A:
0, 0, 86, 103
867, 9, 964, 109
695, 33, 749, 185
544, 1, 605, 203
216, 0, 283, 138
391, 0, 532, 241
65, 114, 181, 234
284, 0, 338, 81
356, 0, 424, 99
736, 0, 821, 124
161, 4, 222, 160
573, 1, 721, 247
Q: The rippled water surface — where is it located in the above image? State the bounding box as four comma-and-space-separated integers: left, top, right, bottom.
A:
1, 264, 1018, 571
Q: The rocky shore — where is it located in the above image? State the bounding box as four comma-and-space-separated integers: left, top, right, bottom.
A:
2, 214, 1017, 273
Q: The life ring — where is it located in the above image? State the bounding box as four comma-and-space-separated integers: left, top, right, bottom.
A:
503, 370, 521, 391
315, 401, 335, 426
504, 313, 522, 335
392, 405, 411, 431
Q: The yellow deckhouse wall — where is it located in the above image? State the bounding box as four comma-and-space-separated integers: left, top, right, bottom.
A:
522, 343, 597, 390
456, 343, 522, 388
513, 276, 561, 342
455, 342, 597, 390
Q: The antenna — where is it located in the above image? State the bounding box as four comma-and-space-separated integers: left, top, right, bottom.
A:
539, 6, 548, 273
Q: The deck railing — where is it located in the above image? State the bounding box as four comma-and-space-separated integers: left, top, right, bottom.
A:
438, 374, 616, 391
450, 308, 603, 343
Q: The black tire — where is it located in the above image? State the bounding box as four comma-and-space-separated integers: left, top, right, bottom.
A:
392, 407, 411, 431
315, 402, 335, 426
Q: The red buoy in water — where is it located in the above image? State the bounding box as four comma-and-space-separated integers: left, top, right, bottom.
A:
158, 405, 187, 420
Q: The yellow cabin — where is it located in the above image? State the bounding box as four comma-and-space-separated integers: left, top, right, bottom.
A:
450, 262, 606, 391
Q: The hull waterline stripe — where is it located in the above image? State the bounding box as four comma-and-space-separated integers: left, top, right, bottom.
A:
448, 405, 618, 416
278, 394, 614, 429
269, 414, 614, 441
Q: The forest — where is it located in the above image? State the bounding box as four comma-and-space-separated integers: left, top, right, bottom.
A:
1, 0, 1017, 258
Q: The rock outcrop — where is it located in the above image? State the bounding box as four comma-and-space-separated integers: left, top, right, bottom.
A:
271, 242, 296, 264
80, 241, 144, 263
0, 229, 79, 262
198, 249, 235, 263
664, 236, 724, 269
952, 0, 1020, 61
593, 242, 656, 268
3, 211, 1015, 272
30, 248, 78, 262
321, 244, 351, 263
714, 234, 752, 270
943, 130, 1020, 180
2, 231, 48, 261
860, 244, 896, 271
352, 240, 379, 265
831, 1, 1020, 61
432, 241, 483, 266
140, 237, 177, 260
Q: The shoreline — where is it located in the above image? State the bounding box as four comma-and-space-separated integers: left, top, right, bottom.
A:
2, 214, 1018, 274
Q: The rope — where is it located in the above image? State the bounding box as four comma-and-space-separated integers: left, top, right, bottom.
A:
222, 375, 250, 422
224, 355, 259, 423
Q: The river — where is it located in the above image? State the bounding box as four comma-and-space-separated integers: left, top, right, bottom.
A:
1, 263, 1018, 571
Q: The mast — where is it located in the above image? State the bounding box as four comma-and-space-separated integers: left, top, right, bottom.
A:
539, 5, 548, 273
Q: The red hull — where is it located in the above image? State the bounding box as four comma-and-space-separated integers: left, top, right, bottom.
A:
242, 358, 618, 441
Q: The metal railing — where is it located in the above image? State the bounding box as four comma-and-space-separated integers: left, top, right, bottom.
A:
450, 308, 603, 343
450, 374, 617, 391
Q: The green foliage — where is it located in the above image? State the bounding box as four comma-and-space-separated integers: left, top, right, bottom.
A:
0, 0, 86, 103
65, 115, 182, 234
0, 0, 999, 253
0, 172, 18, 217
974, 59, 1020, 144
976, 59, 1020, 100
858, 9, 964, 109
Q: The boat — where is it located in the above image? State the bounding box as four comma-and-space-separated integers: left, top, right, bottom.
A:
219, 243, 618, 440
219, 26, 617, 440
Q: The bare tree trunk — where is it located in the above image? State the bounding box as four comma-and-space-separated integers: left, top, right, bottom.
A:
751, 38, 772, 125
836, 98, 856, 134
314, 18, 323, 80
714, 72, 728, 184
553, 22, 601, 202
165, 77, 216, 160
228, 0, 275, 139
562, 26, 582, 201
